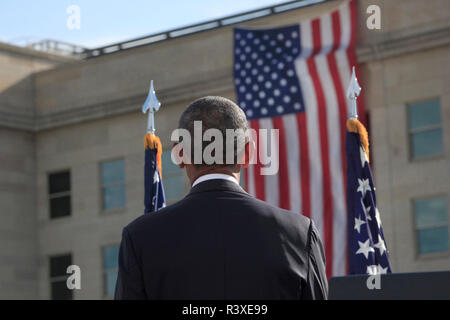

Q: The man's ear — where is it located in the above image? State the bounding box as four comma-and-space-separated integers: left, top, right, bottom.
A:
241, 141, 255, 169
172, 142, 185, 169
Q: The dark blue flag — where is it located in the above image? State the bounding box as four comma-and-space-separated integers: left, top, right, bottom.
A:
144, 133, 166, 213
346, 119, 392, 275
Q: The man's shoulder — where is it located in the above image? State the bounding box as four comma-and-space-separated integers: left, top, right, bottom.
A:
249, 195, 311, 225
124, 192, 312, 239
124, 200, 185, 234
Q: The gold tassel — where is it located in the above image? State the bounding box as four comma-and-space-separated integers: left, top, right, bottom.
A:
144, 133, 163, 177
347, 119, 369, 162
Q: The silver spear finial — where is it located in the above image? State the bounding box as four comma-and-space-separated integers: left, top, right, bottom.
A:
142, 80, 161, 134
346, 66, 361, 120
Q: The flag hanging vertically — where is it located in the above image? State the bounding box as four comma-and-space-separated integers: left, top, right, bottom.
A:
143, 81, 166, 213
233, 0, 362, 277
346, 119, 391, 275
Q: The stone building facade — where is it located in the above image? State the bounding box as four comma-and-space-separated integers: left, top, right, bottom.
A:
0, 0, 449, 299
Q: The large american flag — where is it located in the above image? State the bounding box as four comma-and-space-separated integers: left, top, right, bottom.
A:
233, 0, 364, 277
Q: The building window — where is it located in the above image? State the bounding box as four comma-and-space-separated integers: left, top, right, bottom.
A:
408, 99, 443, 159
49, 254, 73, 300
414, 196, 449, 255
103, 245, 119, 297
48, 171, 71, 219
162, 150, 184, 203
101, 159, 126, 211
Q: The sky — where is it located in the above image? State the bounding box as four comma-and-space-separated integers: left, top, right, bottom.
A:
0, 0, 288, 49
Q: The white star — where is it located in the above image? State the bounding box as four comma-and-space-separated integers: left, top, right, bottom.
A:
374, 234, 387, 256
361, 198, 372, 221
153, 171, 159, 184
360, 145, 369, 167
356, 239, 375, 259
377, 265, 388, 274
357, 178, 371, 197
354, 216, 366, 233
375, 207, 382, 228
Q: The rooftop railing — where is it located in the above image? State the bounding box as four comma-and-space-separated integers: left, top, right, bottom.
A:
83, 0, 328, 59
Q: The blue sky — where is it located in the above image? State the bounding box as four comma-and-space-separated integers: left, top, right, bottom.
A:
0, 0, 287, 48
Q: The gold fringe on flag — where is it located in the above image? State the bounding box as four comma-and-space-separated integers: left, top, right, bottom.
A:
144, 133, 163, 177
347, 119, 369, 162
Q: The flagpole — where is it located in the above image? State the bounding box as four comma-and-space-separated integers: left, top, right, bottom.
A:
144, 80, 161, 134
142, 80, 165, 213
346, 66, 361, 120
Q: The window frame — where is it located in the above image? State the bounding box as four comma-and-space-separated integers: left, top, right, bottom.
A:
412, 194, 450, 259
102, 244, 120, 299
47, 169, 72, 220
49, 253, 73, 300
99, 158, 127, 213
407, 98, 444, 161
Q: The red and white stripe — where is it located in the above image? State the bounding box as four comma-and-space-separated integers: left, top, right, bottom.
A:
244, 0, 365, 278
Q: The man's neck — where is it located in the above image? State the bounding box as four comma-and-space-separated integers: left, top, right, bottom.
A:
189, 167, 239, 187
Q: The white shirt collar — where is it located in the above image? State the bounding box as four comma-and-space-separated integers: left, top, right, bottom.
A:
192, 173, 240, 188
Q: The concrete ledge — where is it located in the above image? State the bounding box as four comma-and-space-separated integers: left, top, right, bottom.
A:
0, 42, 78, 64
2, 23, 450, 132
357, 24, 450, 62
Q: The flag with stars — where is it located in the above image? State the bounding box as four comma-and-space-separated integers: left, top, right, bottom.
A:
233, 0, 364, 277
346, 119, 392, 275
144, 133, 166, 213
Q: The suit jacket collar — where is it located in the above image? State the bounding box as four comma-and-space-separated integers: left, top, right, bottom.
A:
187, 178, 247, 197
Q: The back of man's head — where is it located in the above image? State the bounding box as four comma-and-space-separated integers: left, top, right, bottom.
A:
178, 96, 248, 168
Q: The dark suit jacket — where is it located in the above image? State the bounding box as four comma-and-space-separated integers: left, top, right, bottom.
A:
114, 179, 328, 300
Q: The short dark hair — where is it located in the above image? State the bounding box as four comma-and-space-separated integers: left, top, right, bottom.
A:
178, 96, 248, 167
